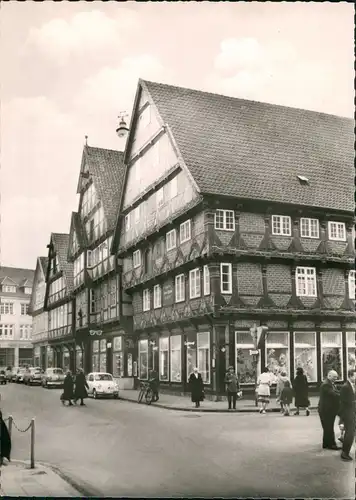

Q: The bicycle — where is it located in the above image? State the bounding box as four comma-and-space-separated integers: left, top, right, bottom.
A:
138, 381, 153, 405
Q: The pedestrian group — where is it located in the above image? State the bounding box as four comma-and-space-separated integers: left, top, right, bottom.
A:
61, 368, 89, 407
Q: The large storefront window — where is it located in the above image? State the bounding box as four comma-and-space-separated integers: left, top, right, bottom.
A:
76, 346, 83, 371
112, 336, 124, 378
235, 331, 259, 384
347, 332, 355, 370
265, 332, 290, 383
62, 347, 70, 372
186, 344, 197, 382
321, 332, 342, 380
159, 337, 169, 381
92, 340, 99, 372
139, 339, 148, 380
197, 332, 210, 384
294, 332, 317, 382
170, 335, 182, 382
99, 339, 107, 373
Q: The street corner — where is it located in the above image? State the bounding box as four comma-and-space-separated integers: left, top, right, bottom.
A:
0, 460, 83, 498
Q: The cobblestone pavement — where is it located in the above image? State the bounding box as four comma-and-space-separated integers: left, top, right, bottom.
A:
0, 383, 353, 498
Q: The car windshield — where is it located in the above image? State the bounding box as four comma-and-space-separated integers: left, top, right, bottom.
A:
94, 374, 112, 381
32, 369, 41, 374
52, 369, 63, 375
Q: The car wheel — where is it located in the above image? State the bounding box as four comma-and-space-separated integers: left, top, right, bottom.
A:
113, 394, 119, 399
93, 389, 97, 399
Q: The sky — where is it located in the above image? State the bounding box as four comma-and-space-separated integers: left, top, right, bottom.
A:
0, 2, 354, 270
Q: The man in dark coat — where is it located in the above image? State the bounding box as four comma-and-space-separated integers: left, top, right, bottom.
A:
225, 366, 240, 410
74, 369, 89, 406
188, 367, 204, 408
292, 367, 310, 416
339, 368, 355, 461
0, 410, 11, 465
318, 370, 340, 450
148, 370, 159, 402
61, 370, 74, 406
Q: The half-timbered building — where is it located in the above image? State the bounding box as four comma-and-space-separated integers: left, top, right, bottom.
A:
68, 145, 133, 386
29, 257, 49, 368
111, 80, 355, 398
44, 233, 75, 371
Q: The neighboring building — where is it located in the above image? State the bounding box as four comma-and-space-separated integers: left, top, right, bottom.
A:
44, 233, 75, 371
67, 145, 132, 384
111, 79, 355, 397
0, 266, 35, 368
29, 257, 49, 368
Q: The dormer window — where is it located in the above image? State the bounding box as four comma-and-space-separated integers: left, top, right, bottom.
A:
3, 285, 16, 293
24, 287, 32, 295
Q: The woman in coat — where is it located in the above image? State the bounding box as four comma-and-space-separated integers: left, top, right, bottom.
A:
225, 366, 240, 410
0, 410, 11, 465
256, 367, 272, 414
188, 367, 204, 408
74, 369, 89, 406
61, 370, 74, 406
292, 367, 310, 416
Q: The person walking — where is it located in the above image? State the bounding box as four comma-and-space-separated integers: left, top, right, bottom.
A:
0, 410, 11, 466
61, 370, 74, 406
280, 380, 294, 416
188, 367, 204, 408
148, 369, 159, 402
292, 367, 310, 416
276, 370, 290, 413
74, 369, 89, 406
256, 367, 272, 414
318, 370, 340, 450
225, 366, 240, 410
338, 368, 355, 462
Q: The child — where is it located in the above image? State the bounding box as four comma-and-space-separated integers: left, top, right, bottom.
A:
280, 380, 293, 416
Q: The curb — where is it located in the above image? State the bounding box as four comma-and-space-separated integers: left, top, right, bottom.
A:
119, 396, 318, 413
9, 459, 99, 498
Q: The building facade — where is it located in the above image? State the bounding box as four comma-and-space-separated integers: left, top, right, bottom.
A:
68, 145, 133, 386
44, 233, 75, 371
111, 80, 355, 397
0, 266, 34, 368
29, 257, 49, 368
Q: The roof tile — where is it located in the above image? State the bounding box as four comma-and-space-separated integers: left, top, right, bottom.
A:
51, 233, 73, 293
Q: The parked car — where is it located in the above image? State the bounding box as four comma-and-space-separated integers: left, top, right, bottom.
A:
14, 367, 27, 383
5, 367, 13, 382
86, 372, 119, 399
41, 368, 65, 388
0, 370, 7, 385
23, 367, 43, 386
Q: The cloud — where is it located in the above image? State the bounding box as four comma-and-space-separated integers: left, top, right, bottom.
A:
26, 9, 140, 63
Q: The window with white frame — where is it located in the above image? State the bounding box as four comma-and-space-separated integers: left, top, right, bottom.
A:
0, 324, 14, 338
235, 331, 260, 384
20, 303, 29, 315
159, 337, 169, 381
153, 285, 162, 309
180, 220, 191, 244
133, 250, 141, 269
328, 221, 346, 241
139, 339, 149, 380
272, 215, 291, 236
296, 267, 317, 297
349, 270, 355, 299
294, 331, 317, 382
0, 302, 14, 315
203, 265, 210, 295
175, 274, 185, 303
3, 285, 16, 293
347, 331, 355, 370
214, 210, 235, 231
143, 289, 150, 311
220, 263, 232, 294
189, 268, 201, 299
90, 289, 96, 314
166, 229, 177, 251
170, 176, 178, 199
134, 206, 140, 225
300, 218, 319, 238
170, 335, 182, 382
24, 287, 32, 295
321, 332, 343, 380
124, 214, 131, 232
156, 188, 164, 208
197, 332, 210, 384
265, 332, 290, 383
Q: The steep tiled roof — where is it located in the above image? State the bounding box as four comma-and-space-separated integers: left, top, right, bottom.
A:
51, 233, 73, 292
39, 257, 49, 277
0, 266, 34, 285
84, 146, 125, 231
142, 80, 354, 212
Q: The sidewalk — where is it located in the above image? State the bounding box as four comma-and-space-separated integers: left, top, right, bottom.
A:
0, 461, 82, 497
119, 390, 319, 412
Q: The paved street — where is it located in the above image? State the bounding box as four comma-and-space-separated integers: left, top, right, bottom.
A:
0, 383, 353, 498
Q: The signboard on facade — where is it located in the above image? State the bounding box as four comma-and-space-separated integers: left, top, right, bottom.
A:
249, 349, 259, 355
127, 353, 133, 377
162, 282, 174, 306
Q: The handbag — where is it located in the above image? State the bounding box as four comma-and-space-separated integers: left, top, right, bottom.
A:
237, 390, 243, 399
